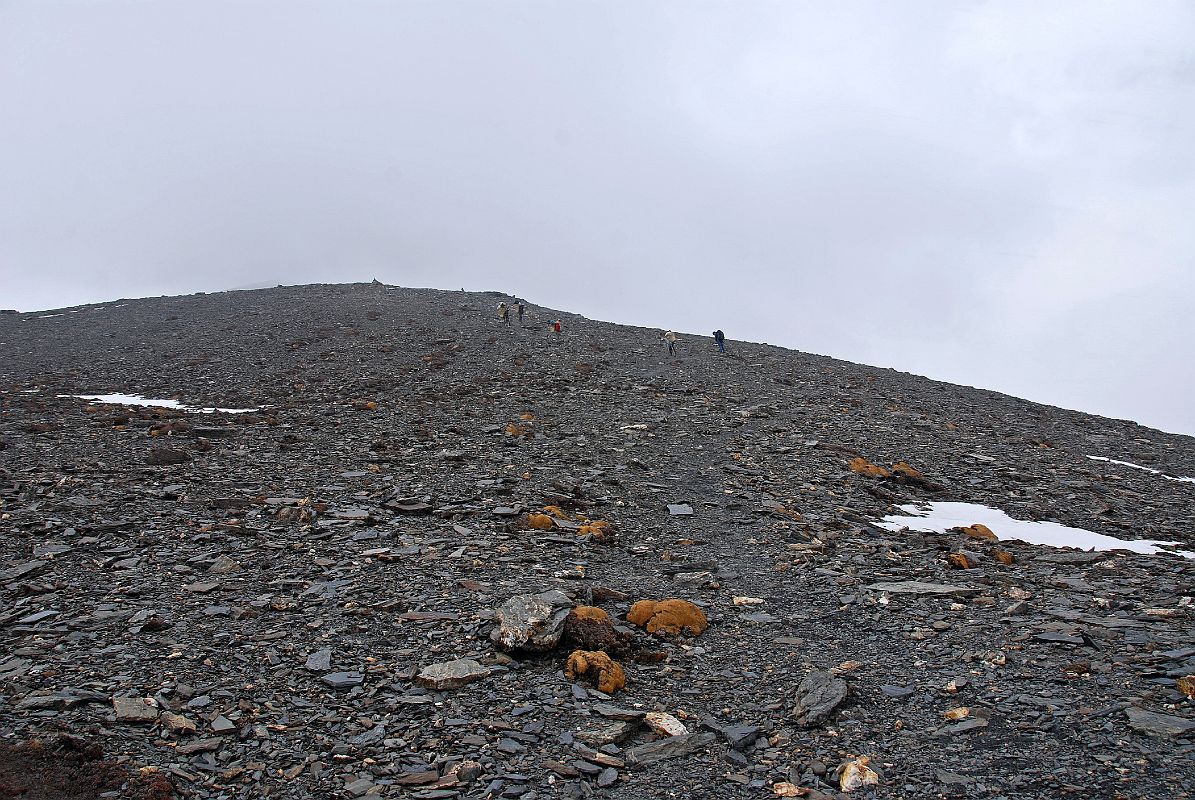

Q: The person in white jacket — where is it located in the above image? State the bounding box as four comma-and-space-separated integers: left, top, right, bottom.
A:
661, 330, 678, 356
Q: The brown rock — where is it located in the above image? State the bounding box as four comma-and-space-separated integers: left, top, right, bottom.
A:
627, 599, 708, 636
565, 650, 626, 694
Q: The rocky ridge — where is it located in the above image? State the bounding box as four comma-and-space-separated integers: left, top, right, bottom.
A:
0, 282, 1192, 799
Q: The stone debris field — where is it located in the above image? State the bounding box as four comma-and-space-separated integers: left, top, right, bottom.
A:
0, 283, 1192, 799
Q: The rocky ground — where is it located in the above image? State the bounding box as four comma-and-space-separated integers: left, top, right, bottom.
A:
0, 282, 1192, 800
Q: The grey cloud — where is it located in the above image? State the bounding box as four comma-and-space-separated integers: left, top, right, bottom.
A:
1, 1, 1193, 434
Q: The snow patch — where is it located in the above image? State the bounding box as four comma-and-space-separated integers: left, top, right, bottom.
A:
1087, 455, 1195, 485
878, 501, 1193, 558
61, 393, 258, 414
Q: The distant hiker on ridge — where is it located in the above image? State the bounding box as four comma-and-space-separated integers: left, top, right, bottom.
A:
551, 319, 562, 333
661, 330, 678, 356
713, 329, 726, 353
497, 302, 510, 324
516, 302, 525, 323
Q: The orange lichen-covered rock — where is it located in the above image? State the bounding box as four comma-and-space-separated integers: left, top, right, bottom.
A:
992, 550, 1015, 565
848, 457, 891, 478
627, 599, 708, 636
569, 606, 611, 623
947, 552, 978, 569
578, 520, 612, 539
891, 461, 922, 479
565, 650, 626, 694
563, 607, 630, 653
960, 523, 998, 541
526, 513, 554, 530
542, 505, 571, 519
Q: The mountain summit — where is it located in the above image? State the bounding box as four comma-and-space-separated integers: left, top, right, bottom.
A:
1, 283, 1192, 798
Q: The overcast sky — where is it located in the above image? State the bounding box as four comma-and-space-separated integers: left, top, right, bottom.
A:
2, 1, 1193, 435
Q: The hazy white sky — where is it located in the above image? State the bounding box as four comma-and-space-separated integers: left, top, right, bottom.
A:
2, 1, 1193, 434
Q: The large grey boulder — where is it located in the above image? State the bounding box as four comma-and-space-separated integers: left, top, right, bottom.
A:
490, 590, 573, 652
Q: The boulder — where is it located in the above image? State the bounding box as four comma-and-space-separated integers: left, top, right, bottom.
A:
794, 670, 848, 727
490, 590, 573, 652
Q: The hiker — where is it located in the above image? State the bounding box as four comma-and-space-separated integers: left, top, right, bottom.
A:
497, 302, 509, 324
552, 319, 562, 333
661, 330, 678, 356
713, 329, 725, 353
516, 302, 525, 322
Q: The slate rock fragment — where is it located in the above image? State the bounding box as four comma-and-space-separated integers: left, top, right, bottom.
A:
415, 658, 490, 690
866, 581, 980, 597
700, 717, 761, 751
321, 671, 364, 689
305, 647, 332, 672
1125, 707, 1195, 737
793, 670, 848, 727
112, 696, 159, 724
625, 732, 718, 767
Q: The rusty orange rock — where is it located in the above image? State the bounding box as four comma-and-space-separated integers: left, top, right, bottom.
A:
569, 606, 612, 623
565, 650, 626, 694
627, 599, 708, 636
891, 461, 923, 479
961, 523, 998, 541
578, 520, 612, 538
992, 550, 1015, 565
947, 552, 978, 569
526, 513, 554, 530
848, 457, 891, 478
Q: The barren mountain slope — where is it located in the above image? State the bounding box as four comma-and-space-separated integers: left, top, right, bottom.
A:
1, 283, 1192, 799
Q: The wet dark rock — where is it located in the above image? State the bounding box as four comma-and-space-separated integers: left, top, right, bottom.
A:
593, 704, 646, 721
700, 717, 761, 751
793, 670, 848, 727
1125, 707, 1195, 737
145, 447, 191, 465
305, 647, 332, 672
625, 732, 718, 767
320, 671, 364, 689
